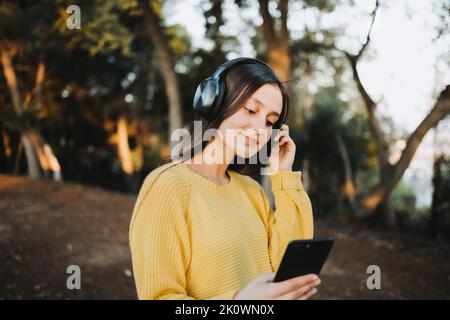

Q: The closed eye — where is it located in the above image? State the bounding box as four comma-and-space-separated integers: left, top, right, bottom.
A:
245, 107, 256, 114
245, 107, 275, 127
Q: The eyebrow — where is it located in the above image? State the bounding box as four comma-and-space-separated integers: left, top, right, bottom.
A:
251, 97, 280, 118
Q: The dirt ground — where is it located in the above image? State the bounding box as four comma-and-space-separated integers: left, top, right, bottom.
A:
0, 174, 449, 299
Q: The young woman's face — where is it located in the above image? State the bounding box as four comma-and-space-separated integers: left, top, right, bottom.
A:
217, 83, 283, 159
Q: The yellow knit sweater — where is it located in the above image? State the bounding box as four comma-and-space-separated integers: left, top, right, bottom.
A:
129, 161, 314, 300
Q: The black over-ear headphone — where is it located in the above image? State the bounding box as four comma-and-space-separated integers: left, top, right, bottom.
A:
192, 57, 273, 120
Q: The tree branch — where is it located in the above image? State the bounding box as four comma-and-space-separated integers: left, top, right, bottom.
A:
358, 85, 450, 217
138, 0, 183, 136
24, 53, 46, 110
356, 0, 379, 59
390, 85, 450, 189
0, 41, 22, 114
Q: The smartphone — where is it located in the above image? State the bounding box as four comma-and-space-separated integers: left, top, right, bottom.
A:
273, 237, 334, 282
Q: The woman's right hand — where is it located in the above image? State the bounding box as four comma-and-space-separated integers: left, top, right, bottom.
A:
234, 272, 321, 300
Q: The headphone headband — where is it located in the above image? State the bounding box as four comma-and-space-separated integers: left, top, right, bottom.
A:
211, 57, 271, 80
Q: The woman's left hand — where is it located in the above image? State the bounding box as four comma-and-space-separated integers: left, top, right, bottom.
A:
268, 124, 296, 172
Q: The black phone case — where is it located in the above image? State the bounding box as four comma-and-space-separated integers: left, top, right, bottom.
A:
273, 237, 334, 282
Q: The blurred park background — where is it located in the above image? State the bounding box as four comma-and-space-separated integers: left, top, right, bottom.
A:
0, 0, 449, 299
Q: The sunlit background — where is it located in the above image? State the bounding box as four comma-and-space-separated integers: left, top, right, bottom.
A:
0, 0, 449, 299
167, 0, 450, 207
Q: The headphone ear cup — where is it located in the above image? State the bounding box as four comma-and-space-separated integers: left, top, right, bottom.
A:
211, 78, 226, 116
193, 77, 220, 119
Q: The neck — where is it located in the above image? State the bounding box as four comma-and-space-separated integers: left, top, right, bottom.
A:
184, 136, 235, 182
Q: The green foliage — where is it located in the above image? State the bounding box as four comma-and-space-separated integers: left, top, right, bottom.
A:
392, 181, 417, 213
55, 0, 133, 56
0, 0, 195, 192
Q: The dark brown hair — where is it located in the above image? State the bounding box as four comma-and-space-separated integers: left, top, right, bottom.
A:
161, 61, 290, 176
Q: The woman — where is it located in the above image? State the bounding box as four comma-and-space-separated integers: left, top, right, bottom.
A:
129, 57, 320, 300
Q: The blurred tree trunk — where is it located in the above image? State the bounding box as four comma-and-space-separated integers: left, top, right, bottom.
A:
357, 85, 450, 224
258, 0, 293, 207
20, 133, 40, 178
0, 41, 61, 180
430, 155, 443, 238
25, 129, 62, 180
116, 115, 134, 175
328, 2, 450, 226
336, 132, 357, 216
138, 0, 183, 147
300, 53, 314, 191
258, 0, 291, 81
116, 115, 140, 193
300, 53, 314, 120
107, 114, 142, 193
343, 4, 395, 226
1, 128, 12, 159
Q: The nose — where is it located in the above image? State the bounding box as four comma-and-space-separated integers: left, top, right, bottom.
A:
244, 129, 259, 142
249, 114, 268, 131
244, 125, 266, 142
241, 116, 270, 142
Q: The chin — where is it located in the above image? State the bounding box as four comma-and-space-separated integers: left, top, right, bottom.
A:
235, 143, 261, 160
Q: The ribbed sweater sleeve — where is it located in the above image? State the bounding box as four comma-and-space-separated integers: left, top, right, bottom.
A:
129, 169, 239, 300
260, 170, 314, 272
